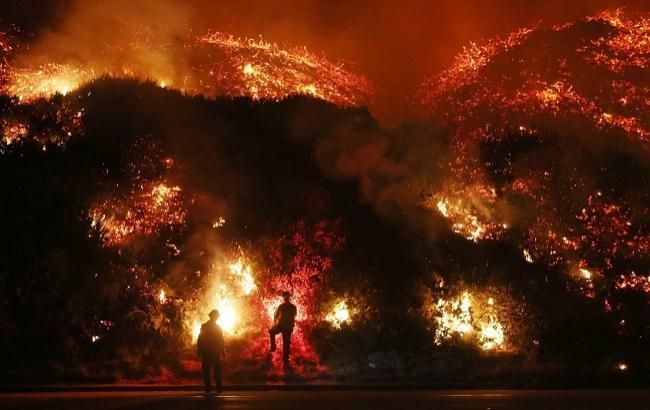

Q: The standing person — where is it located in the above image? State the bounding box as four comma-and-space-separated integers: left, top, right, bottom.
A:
269, 291, 297, 365
197, 309, 225, 393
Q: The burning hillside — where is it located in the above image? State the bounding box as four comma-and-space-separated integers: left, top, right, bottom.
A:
0, 7, 648, 387
419, 10, 649, 300
1, 24, 372, 106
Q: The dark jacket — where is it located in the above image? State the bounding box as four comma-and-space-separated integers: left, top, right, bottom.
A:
197, 320, 225, 359
273, 302, 297, 329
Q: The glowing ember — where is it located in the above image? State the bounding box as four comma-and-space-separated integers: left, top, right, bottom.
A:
523, 249, 534, 263
90, 181, 186, 246
7, 63, 94, 101
427, 184, 506, 242
579, 268, 592, 280
419, 9, 650, 301
212, 217, 226, 228
616, 272, 650, 293
1, 28, 373, 107
198, 31, 373, 105
158, 289, 167, 304
325, 300, 351, 329
1, 120, 28, 145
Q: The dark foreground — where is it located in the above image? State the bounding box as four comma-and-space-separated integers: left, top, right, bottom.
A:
2, 390, 650, 410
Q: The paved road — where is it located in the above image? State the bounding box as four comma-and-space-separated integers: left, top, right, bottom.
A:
2, 390, 650, 409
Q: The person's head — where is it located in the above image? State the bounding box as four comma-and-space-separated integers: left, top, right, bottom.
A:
208, 309, 220, 321
282, 291, 291, 303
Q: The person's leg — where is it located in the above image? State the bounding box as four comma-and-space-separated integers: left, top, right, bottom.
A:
201, 359, 211, 392
213, 360, 223, 393
282, 329, 291, 364
269, 326, 279, 351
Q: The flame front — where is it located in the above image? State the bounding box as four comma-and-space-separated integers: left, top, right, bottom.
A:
1, 27, 373, 106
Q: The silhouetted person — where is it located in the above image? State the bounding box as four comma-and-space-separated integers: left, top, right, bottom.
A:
269, 291, 297, 365
197, 309, 225, 393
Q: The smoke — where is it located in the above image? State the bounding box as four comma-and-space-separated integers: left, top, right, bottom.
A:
6, 0, 646, 123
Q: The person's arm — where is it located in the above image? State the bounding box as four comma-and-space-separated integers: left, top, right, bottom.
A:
274, 306, 280, 323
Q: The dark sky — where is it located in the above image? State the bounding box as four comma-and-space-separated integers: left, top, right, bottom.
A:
2, 0, 647, 123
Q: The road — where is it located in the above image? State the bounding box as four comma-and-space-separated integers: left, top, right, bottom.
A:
2, 390, 650, 409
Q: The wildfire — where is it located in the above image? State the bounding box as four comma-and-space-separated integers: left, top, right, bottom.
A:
1, 99, 84, 150
187, 255, 258, 338
6, 63, 94, 101
616, 272, 650, 293
90, 181, 186, 246
325, 300, 351, 329
434, 292, 473, 343
480, 315, 505, 351
227, 258, 257, 296
197, 31, 373, 105
427, 289, 511, 352
1, 28, 373, 107
1, 120, 28, 145
427, 184, 507, 242
419, 9, 649, 301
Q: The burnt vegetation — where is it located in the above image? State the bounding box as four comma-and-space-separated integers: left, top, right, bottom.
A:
0, 78, 648, 386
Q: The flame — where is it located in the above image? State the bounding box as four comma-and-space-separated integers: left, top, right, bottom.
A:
6, 63, 94, 101
215, 296, 237, 333
325, 300, 351, 329
435, 292, 473, 343
191, 322, 201, 342
242, 63, 256, 76
432, 291, 507, 351
198, 31, 373, 105
90, 180, 186, 246
428, 184, 506, 242
479, 314, 505, 350
1, 120, 28, 145
2, 29, 373, 107
186, 254, 258, 338
523, 249, 534, 263
212, 217, 226, 228
419, 10, 650, 299
227, 258, 257, 296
